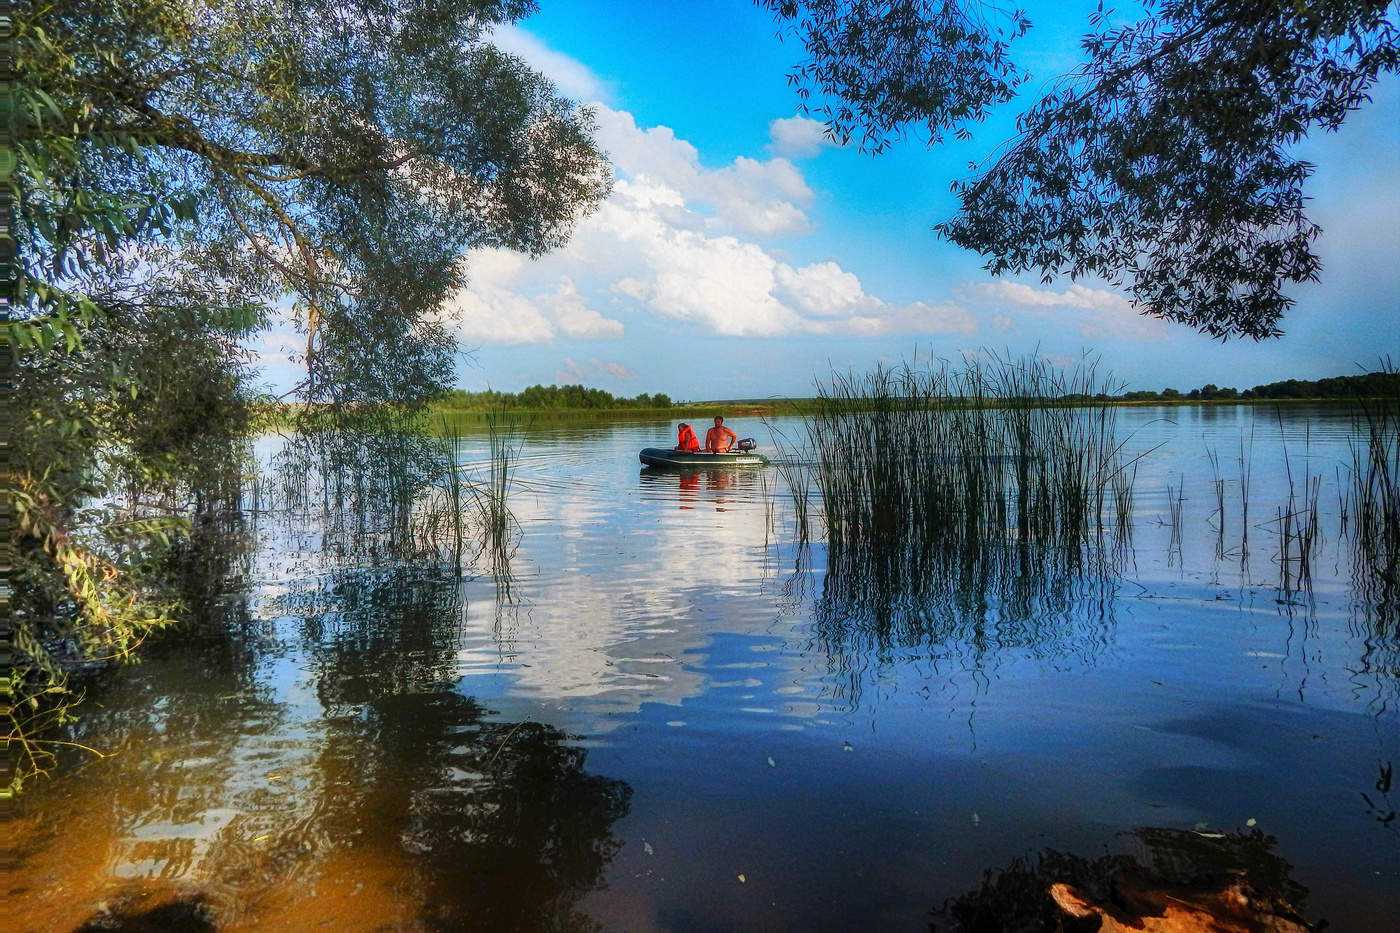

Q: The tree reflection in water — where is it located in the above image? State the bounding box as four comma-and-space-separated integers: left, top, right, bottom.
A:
932, 827, 1316, 932
368, 694, 632, 932
813, 533, 1124, 706
288, 559, 632, 932
253, 534, 631, 930
50, 678, 631, 932
19, 432, 630, 933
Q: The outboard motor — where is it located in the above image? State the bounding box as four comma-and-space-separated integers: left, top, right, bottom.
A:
736, 438, 757, 452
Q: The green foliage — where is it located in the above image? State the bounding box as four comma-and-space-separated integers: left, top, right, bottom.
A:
1117, 370, 1400, 402
6, 0, 609, 792
758, 0, 1031, 151
765, 1, 1400, 338
436, 384, 673, 411
1245, 371, 1400, 400
15, 0, 610, 411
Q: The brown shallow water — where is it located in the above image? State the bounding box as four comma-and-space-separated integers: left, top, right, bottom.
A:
13, 405, 1398, 931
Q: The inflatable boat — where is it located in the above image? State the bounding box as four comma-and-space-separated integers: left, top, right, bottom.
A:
639, 447, 769, 468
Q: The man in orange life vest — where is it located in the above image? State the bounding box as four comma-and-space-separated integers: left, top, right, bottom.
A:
674, 422, 700, 452
705, 415, 737, 453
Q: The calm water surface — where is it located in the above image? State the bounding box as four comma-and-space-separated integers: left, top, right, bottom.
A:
14, 405, 1398, 931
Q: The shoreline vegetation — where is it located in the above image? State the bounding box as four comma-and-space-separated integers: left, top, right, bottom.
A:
416, 371, 1400, 420
244, 371, 1400, 436
782, 353, 1395, 656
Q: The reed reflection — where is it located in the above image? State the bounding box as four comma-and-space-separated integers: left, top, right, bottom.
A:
814, 535, 1121, 705
265, 417, 521, 583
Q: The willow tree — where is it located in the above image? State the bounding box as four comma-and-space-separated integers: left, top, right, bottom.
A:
762, 0, 1400, 338
5, 0, 609, 791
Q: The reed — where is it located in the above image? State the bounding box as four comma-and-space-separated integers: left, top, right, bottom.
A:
1111, 457, 1136, 547
1271, 417, 1321, 597
1344, 358, 1399, 618
1205, 446, 1226, 560
480, 412, 523, 585
425, 411, 522, 582
427, 416, 468, 561
762, 417, 813, 544
801, 352, 1142, 557
1165, 475, 1185, 563
261, 407, 522, 581
1238, 432, 1253, 561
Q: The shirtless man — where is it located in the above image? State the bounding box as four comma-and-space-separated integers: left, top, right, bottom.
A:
705, 415, 737, 453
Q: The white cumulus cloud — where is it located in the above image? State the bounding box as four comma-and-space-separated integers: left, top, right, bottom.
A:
489, 24, 613, 103
545, 278, 624, 339
445, 252, 623, 345
439, 29, 979, 347
768, 115, 836, 158
593, 106, 813, 237
965, 280, 1167, 340
581, 179, 974, 338
775, 261, 868, 318
449, 171, 977, 342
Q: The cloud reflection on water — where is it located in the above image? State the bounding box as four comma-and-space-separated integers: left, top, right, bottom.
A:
15, 410, 1399, 931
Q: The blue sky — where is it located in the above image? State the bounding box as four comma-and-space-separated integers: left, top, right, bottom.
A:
257, 1, 1398, 399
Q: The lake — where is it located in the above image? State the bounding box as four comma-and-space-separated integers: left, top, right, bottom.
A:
12, 404, 1397, 931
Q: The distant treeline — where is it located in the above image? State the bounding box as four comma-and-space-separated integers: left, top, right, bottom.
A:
436, 384, 673, 410
432, 372, 1396, 413
1117, 371, 1399, 402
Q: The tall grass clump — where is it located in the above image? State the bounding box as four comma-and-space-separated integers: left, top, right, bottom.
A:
270, 414, 442, 564
1345, 359, 1399, 619
1164, 474, 1185, 564
1206, 446, 1226, 560
805, 351, 1140, 557
479, 412, 523, 584
799, 352, 1140, 677
429, 412, 523, 580
1272, 420, 1321, 597
265, 407, 523, 580
763, 417, 814, 545
1238, 431, 1253, 561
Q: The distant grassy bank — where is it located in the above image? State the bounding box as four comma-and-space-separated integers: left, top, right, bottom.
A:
430, 392, 1390, 421
428, 384, 790, 424
432, 370, 1395, 416
428, 402, 783, 430
260, 371, 1397, 430
262, 392, 1388, 434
